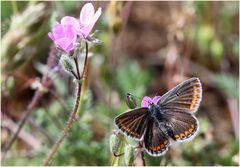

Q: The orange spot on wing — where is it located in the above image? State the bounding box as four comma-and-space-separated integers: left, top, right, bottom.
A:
189, 128, 193, 133
190, 86, 198, 110
119, 123, 141, 138
175, 134, 180, 139
180, 133, 185, 139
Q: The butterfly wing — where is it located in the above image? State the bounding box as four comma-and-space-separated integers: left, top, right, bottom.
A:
164, 110, 199, 142
114, 107, 150, 141
158, 77, 202, 113
143, 119, 171, 157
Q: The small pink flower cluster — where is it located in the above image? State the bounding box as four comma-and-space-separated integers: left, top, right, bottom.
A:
48, 3, 102, 53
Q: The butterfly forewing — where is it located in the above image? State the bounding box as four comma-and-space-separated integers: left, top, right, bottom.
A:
164, 110, 199, 142
114, 107, 150, 140
143, 120, 171, 157
158, 77, 202, 113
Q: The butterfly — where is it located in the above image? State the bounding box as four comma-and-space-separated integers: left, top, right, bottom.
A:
114, 77, 202, 157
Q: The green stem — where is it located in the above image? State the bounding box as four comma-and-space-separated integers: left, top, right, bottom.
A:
11, 1, 18, 15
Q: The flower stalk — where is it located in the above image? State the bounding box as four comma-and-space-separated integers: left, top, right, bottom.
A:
42, 82, 82, 166
42, 3, 101, 165
42, 41, 89, 166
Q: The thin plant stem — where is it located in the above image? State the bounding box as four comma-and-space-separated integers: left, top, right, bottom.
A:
41, 83, 82, 166
11, 1, 18, 15
81, 42, 88, 78
74, 57, 81, 79
70, 70, 78, 79
42, 42, 89, 166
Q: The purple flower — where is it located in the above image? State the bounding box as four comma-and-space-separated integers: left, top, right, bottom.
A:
48, 23, 77, 53
79, 3, 102, 38
141, 96, 161, 107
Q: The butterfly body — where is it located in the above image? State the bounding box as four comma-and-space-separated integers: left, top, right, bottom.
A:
114, 77, 202, 157
148, 104, 165, 120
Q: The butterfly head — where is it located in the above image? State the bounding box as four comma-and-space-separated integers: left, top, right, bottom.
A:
141, 96, 161, 108
147, 101, 154, 107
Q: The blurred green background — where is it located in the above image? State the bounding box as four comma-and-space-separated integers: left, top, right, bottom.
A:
1, 1, 239, 166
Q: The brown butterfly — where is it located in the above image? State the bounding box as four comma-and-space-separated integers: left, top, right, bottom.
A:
114, 78, 202, 156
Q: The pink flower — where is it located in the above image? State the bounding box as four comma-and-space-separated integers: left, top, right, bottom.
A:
48, 23, 77, 53
79, 3, 102, 38
141, 96, 161, 107
48, 3, 101, 52
59, 3, 102, 38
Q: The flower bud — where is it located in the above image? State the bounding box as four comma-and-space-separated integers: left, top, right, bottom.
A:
59, 54, 73, 72
125, 93, 137, 109
110, 133, 121, 155
124, 144, 134, 166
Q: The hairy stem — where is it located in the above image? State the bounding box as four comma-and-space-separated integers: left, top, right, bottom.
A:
41, 83, 81, 166
42, 42, 89, 165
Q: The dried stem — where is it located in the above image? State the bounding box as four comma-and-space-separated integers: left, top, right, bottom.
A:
1, 90, 43, 161
1, 46, 56, 162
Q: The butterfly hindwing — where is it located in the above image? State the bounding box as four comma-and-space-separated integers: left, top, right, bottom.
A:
143, 119, 171, 157
163, 110, 199, 142
114, 107, 150, 140
158, 77, 202, 113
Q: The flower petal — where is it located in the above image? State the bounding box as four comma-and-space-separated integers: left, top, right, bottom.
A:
152, 96, 161, 105
79, 7, 102, 37
61, 16, 79, 30
51, 24, 66, 40
55, 38, 74, 53
63, 25, 76, 39
141, 96, 152, 107
48, 32, 55, 41
79, 24, 94, 38
65, 42, 75, 52
93, 7, 102, 23
80, 3, 95, 26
